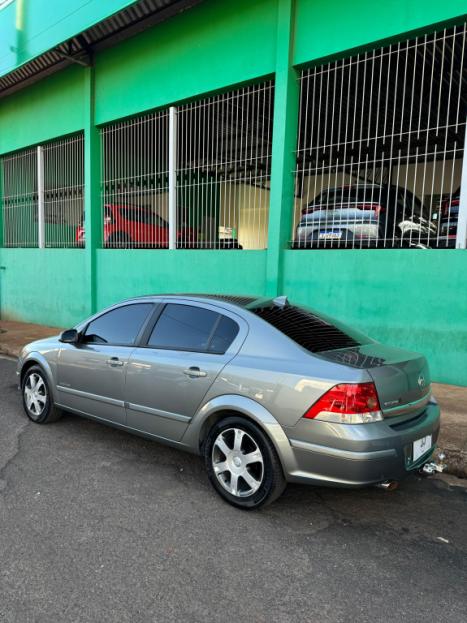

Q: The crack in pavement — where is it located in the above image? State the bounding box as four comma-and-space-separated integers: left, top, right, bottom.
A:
0, 415, 30, 496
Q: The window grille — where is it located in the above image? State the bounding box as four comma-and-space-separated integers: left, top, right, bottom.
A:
293, 24, 466, 249
100, 111, 170, 248
43, 134, 84, 248
1, 147, 38, 247
99, 81, 274, 250
1, 135, 84, 248
176, 81, 274, 250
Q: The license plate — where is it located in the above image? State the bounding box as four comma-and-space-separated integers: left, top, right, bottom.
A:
413, 435, 432, 462
319, 230, 342, 240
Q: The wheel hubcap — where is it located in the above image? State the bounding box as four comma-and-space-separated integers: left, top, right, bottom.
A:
212, 428, 264, 498
24, 373, 47, 418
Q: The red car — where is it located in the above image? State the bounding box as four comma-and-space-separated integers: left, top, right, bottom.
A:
76, 204, 198, 248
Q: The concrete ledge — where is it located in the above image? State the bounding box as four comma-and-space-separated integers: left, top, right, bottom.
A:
432, 383, 467, 479
1, 319, 465, 478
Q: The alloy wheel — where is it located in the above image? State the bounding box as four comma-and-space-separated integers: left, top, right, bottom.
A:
24, 372, 47, 419
211, 427, 264, 497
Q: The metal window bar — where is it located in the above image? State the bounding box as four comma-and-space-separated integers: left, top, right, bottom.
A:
42, 134, 84, 248
100, 111, 170, 249
293, 24, 467, 250
176, 81, 275, 250
0, 147, 38, 247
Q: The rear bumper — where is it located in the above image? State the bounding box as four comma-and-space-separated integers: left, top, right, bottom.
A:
282, 402, 440, 487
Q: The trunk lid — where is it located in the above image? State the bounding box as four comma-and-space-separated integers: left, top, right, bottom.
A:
318, 343, 431, 419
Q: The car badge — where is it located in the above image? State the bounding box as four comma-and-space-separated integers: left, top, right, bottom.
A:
418, 374, 426, 389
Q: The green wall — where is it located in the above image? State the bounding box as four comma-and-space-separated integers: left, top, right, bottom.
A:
94, 0, 277, 124
294, 0, 467, 65
0, 249, 88, 326
2, 246, 464, 385
0, 65, 84, 154
95, 250, 267, 310
283, 250, 467, 386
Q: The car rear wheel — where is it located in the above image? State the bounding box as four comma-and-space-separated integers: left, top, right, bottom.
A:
21, 365, 62, 424
204, 416, 286, 509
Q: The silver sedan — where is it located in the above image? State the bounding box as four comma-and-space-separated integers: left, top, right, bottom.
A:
17, 294, 440, 509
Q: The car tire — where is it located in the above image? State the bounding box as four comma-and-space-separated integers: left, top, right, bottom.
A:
21, 365, 62, 424
204, 416, 286, 510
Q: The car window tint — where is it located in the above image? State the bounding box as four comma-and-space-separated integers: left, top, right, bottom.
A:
148, 304, 220, 351
252, 304, 370, 353
209, 315, 239, 353
120, 208, 153, 224
84, 304, 153, 345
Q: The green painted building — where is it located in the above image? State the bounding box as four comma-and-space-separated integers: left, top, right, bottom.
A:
0, 0, 466, 384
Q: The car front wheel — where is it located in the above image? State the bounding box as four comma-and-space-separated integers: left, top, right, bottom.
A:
204, 416, 286, 509
21, 365, 62, 424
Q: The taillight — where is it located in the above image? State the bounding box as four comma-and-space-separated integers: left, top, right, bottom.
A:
303, 382, 383, 424
442, 198, 459, 218
358, 203, 385, 215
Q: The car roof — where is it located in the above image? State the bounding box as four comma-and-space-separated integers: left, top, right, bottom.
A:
105, 203, 153, 211
121, 293, 265, 309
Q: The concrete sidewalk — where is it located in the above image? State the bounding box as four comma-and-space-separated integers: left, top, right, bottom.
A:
1, 318, 466, 478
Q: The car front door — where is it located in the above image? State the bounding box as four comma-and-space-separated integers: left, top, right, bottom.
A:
125, 301, 245, 441
56, 303, 155, 425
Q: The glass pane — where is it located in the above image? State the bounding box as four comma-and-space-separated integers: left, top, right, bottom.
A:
148, 304, 219, 351
84, 304, 153, 345
209, 316, 239, 353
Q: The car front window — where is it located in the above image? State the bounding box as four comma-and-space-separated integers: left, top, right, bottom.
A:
83, 304, 153, 345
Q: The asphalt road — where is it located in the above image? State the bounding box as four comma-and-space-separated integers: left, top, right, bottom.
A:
1, 357, 466, 623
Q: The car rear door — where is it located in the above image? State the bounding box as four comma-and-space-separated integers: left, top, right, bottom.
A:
125, 300, 246, 441
56, 303, 155, 425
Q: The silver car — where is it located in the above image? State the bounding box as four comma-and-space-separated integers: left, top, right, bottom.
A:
17, 294, 440, 509
294, 184, 436, 248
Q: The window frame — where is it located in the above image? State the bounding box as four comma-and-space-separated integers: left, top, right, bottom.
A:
140, 300, 242, 355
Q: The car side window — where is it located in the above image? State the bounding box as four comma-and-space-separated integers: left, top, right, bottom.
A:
209, 315, 240, 353
83, 304, 153, 345
147, 304, 238, 353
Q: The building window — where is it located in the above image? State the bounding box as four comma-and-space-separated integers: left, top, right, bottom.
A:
1, 134, 84, 248
1, 147, 38, 247
100, 111, 170, 249
99, 80, 275, 250
176, 81, 275, 250
43, 134, 84, 248
293, 23, 466, 249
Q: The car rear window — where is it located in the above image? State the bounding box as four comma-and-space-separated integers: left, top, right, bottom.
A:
314, 187, 380, 206
252, 304, 367, 353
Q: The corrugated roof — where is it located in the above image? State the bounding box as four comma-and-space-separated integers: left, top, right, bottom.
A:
0, 0, 202, 99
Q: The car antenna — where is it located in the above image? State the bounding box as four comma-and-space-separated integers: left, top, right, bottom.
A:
273, 295, 289, 308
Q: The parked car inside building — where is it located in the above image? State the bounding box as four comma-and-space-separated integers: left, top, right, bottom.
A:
76, 204, 198, 248
18, 294, 440, 509
293, 184, 437, 248
437, 187, 461, 248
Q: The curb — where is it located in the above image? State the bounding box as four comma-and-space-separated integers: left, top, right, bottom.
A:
434, 447, 467, 480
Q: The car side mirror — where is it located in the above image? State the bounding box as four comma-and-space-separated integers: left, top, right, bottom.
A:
59, 329, 80, 344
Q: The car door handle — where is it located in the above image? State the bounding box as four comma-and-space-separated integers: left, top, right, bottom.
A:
106, 357, 124, 367
183, 367, 207, 378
